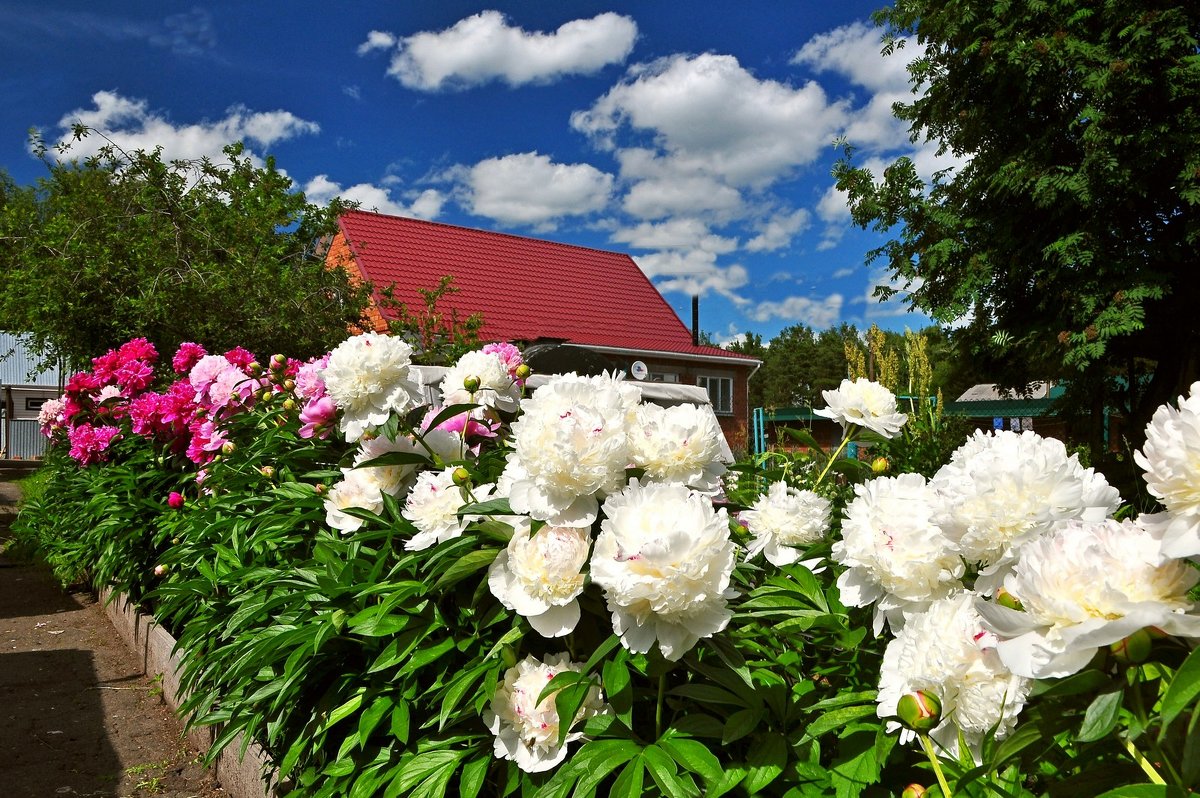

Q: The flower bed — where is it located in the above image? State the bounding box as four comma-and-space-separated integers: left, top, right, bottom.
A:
15, 333, 1200, 798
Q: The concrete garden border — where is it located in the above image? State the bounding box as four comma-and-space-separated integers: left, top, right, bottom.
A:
100, 587, 277, 798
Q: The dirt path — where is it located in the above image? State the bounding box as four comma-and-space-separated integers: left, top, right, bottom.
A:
1, 470, 225, 798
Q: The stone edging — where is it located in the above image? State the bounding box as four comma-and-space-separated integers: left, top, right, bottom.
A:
99, 587, 277, 798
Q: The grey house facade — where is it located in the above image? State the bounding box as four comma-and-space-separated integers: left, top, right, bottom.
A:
1, 332, 64, 459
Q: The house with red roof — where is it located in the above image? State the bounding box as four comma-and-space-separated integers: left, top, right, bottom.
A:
325, 210, 761, 452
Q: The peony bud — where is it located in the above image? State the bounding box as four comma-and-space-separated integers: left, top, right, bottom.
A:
171, 537, 180, 546
221, 441, 236, 456
463, 375, 481, 393
452, 467, 471, 486
247, 361, 263, 376
260, 389, 274, 403
314, 483, 326, 495
283, 378, 296, 392
282, 398, 297, 412
901, 785, 927, 798
167, 491, 185, 509
153, 564, 168, 577
871, 456, 890, 474
270, 353, 287, 370
1110, 628, 1153, 664
260, 466, 275, 479
996, 588, 1024, 612
896, 691, 941, 733
515, 364, 531, 381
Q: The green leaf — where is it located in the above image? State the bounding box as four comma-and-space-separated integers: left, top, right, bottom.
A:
779, 426, 826, 455
723, 708, 764, 745
355, 450, 434, 469
391, 700, 411, 744
1031, 669, 1112, 698
743, 733, 787, 794
357, 694, 393, 745
421, 403, 482, 436
805, 704, 877, 739
326, 691, 365, 729
459, 497, 514, 516
642, 744, 694, 798
1094, 786, 1188, 798
610, 757, 645, 798
602, 657, 634, 727
1161, 646, 1200, 728
458, 756, 489, 798
658, 736, 723, 785
1077, 688, 1124, 743
432, 547, 500, 592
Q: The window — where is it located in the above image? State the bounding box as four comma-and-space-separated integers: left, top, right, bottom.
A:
649, 372, 679, 383
697, 375, 733, 415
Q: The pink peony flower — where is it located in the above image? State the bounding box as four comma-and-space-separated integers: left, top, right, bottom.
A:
223, 347, 256, 370
167, 491, 185, 509
482, 342, 524, 379
172, 342, 207, 374
298, 396, 337, 439
67, 423, 122, 465
294, 355, 330, 400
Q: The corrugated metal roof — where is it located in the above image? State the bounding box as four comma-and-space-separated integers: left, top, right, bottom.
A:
333, 211, 758, 365
0, 332, 63, 387
943, 397, 1060, 417
954, 382, 1064, 402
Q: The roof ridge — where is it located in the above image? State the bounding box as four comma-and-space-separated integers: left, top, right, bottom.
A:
339, 208, 635, 260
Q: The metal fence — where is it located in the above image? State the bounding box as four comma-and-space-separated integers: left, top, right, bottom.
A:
0, 419, 46, 459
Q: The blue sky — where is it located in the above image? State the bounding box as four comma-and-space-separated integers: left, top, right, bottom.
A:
0, 1, 959, 345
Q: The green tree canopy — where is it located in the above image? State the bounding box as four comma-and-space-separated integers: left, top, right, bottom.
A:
834, 0, 1200, 441
0, 130, 370, 370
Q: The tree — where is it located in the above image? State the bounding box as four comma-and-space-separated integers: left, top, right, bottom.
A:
834, 0, 1200, 445
0, 130, 370, 369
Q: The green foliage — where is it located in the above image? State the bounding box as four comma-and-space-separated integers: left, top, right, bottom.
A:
381, 275, 484, 366
834, 0, 1200, 441
0, 128, 370, 369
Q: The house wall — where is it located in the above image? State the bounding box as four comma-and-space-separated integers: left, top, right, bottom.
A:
634, 357, 753, 455
324, 232, 389, 334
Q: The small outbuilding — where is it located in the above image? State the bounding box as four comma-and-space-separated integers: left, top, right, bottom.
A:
1, 332, 64, 459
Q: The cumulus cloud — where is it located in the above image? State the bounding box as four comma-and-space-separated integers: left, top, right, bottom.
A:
745, 208, 812, 252
47, 91, 320, 165
303, 175, 444, 219
633, 249, 750, 305
611, 218, 736, 254
573, 53, 847, 189
462, 152, 613, 227
749, 294, 844, 327
364, 11, 636, 91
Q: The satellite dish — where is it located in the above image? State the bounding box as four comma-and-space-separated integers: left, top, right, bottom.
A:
630, 361, 648, 381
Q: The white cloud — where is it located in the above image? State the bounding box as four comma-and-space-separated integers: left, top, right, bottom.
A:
633, 249, 750, 305
622, 174, 744, 220
303, 175, 444, 219
367, 11, 636, 91
357, 29, 397, 55
833, 266, 856, 279
792, 21, 917, 94
611, 218, 736, 254
745, 208, 811, 252
49, 91, 319, 165
574, 53, 848, 189
749, 294, 844, 327
462, 152, 613, 227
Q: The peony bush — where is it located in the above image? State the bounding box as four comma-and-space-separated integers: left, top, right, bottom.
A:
14, 333, 1200, 798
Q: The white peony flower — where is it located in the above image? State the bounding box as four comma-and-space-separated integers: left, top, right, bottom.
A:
1135, 382, 1200, 557
978, 517, 1200, 679
324, 468, 385, 534
931, 430, 1121, 578
441, 349, 523, 412
833, 473, 964, 634
502, 373, 640, 526
741, 481, 831, 567
629, 402, 727, 495
488, 519, 591, 637
878, 592, 1030, 761
590, 480, 737, 660
814, 378, 908, 438
324, 435, 426, 533
484, 653, 608, 773
322, 333, 425, 441
403, 466, 493, 550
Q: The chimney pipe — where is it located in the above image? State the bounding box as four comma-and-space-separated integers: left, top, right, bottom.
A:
691, 295, 700, 347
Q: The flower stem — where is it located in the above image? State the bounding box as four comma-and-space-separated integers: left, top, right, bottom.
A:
814, 425, 856, 487
656, 673, 666, 740
918, 733, 953, 798
1122, 738, 1166, 786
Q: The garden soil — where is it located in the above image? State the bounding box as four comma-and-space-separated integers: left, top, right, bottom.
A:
0, 472, 225, 798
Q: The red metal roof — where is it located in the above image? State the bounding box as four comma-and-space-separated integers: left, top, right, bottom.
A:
335, 210, 757, 364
